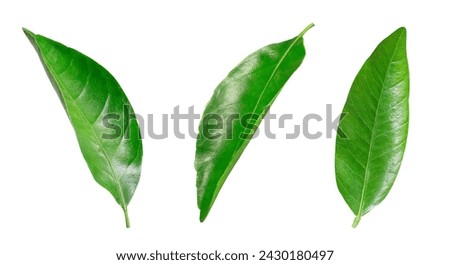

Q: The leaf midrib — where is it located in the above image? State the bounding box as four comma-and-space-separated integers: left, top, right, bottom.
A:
355, 31, 405, 221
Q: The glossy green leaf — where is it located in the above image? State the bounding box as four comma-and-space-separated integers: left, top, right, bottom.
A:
195, 24, 314, 222
335, 27, 409, 227
24, 29, 142, 228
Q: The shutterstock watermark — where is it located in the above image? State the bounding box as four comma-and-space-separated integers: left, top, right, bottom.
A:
101, 104, 347, 140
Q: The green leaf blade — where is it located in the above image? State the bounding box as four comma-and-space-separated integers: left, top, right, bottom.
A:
24, 29, 143, 228
195, 24, 313, 222
335, 27, 409, 227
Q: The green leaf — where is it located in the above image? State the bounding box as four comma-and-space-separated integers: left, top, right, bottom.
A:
335, 27, 409, 228
24, 29, 143, 228
195, 23, 314, 222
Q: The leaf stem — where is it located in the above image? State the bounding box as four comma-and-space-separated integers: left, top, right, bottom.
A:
299, 23, 315, 37
352, 215, 361, 228
122, 205, 130, 228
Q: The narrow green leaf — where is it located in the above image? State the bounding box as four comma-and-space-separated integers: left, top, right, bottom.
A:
335, 27, 409, 227
195, 24, 314, 222
24, 29, 143, 228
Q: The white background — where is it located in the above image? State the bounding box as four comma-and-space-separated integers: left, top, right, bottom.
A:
1, 0, 449, 264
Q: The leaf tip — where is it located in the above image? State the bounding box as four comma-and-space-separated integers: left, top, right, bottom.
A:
22, 28, 39, 50
393, 27, 407, 39
199, 209, 209, 223
22, 27, 35, 39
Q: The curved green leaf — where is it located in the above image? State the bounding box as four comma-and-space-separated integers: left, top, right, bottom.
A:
335, 27, 409, 228
195, 24, 314, 222
24, 29, 142, 228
